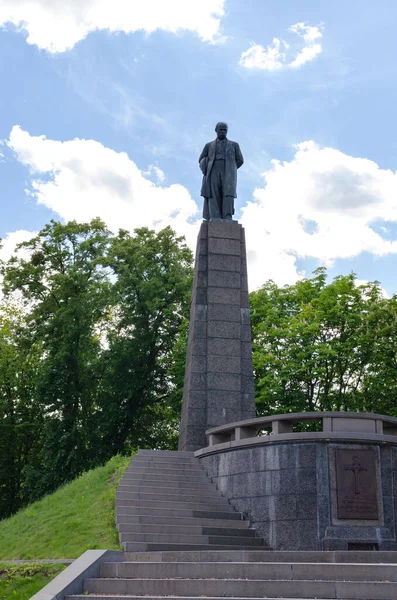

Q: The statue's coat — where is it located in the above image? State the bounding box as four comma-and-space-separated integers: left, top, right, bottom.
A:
199, 139, 244, 199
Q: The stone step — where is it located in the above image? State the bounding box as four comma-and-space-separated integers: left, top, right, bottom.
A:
71, 596, 335, 600
116, 507, 242, 521
100, 561, 397, 581
117, 479, 220, 497
129, 460, 205, 471
117, 524, 255, 537
121, 475, 213, 487
118, 533, 263, 546
116, 490, 225, 503
84, 577, 397, 599
116, 515, 249, 528
137, 450, 195, 457
115, 499, 235, 512
134, 455, 198, 465
122, 543, 270, 552
123, 470, 209, 482
122, 549, 397, 563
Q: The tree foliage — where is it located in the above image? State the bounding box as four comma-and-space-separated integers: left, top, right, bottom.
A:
0, 219, 192, 519
250, 268, 397, 417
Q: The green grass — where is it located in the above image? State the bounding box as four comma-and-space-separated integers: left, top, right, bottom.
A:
0, 563, 65, 600
0, 454, 132, 560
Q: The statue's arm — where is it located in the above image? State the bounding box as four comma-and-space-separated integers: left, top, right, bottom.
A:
235, 143, 244, 169
199, 143, 209, 163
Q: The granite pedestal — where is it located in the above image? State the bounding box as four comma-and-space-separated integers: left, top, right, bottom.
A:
178, 220, 256, 452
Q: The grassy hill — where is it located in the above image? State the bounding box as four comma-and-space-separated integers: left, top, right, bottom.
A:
0, 563, 66, 600
0, 454, 132, 560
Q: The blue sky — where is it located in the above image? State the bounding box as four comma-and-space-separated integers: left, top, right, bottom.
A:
1, 0, 397, 293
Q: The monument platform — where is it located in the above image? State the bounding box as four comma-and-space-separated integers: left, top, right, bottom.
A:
196, 411, 397, 551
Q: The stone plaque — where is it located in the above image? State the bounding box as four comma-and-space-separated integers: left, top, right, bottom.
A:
335, 449, 378, 520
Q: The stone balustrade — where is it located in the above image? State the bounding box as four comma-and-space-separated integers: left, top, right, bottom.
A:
195, 412, 397, 456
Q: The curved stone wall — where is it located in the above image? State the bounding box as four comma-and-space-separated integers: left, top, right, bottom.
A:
197, 413, 397, 551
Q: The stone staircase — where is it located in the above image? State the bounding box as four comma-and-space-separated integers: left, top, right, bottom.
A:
115, 449, 264, 552
68, 549, 397, 600
65, 450, 397, 600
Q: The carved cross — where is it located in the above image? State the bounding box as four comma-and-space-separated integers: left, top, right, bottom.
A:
345, 456, 367, 494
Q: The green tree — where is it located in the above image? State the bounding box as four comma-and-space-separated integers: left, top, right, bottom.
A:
250, 268, 392, 416
2, 219, 112, 497
0, 304, 43, 518
98, 226, 192, 454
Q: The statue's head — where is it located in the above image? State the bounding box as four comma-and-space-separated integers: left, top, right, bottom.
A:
215, 122, 228, 140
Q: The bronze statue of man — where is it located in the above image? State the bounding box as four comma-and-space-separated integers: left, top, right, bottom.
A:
199, 122, 244, 221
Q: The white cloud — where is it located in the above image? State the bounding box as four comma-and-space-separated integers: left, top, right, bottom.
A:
241, 141, 397, 289
144, 164, 166, 183
240, 22, 323, 71
7, 125, 201, 250
0, 230, 36, 264
0, 0, 225, 53
7, 127, 397, 292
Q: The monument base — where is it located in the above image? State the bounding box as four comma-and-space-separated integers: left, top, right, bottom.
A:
196, 412, 397, 551
179, 220, 256, 452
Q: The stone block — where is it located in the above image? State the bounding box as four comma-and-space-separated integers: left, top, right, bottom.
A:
241, 341, 253, 359
241, 375, 254, 393
297, 520, 318, 550
186, 408, 207, 427
208, 254, 241, 272
298, 444, 317, 468
195, 287, 207, 304
193, 321, 207, 339
207, 390, 242, 408
269, 495, 297, 520
297, 495, 317, 520
208, 286, 241, 305
240, 290, 250, 308
198, 238, 207, 255
241, 392, 255, 417
196, 271, 207, 289
241, 358, 254, 376
241, 274, 248, 292
262, 445, 295, 471
272, 520, 299, 550
391, 447, 397, 470
199, 222, 208, 239
208, 270, 240, 289
196, 253, 207, 272
240, 307, 250, 325
190, 339, 206, 356
207, 408, 241, 429
193, 304, 207, 322
250, 448, 266, 472
271, 469, 316, 495
208, 220, 241, 240
207, 373, 241, 392
207, 320, 240, 339
249, 496, 271, 521
207, 355, 241, 374
383, 495, 394, 526
208, 337, 240, 357
208, 237, 241, 256
184, 390, 207, 408
189, 355, 206, 373
241, 324, 252, 342
233, 472, 272, 498
190, 373, 206, 391
207, 303, 241, 322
